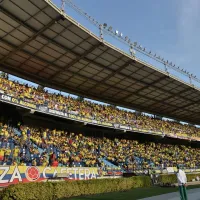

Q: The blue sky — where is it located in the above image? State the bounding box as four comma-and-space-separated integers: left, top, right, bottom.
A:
52, 0, 200, 87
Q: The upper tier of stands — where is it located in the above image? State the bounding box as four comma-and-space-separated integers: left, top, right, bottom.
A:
0, 76, 200, 141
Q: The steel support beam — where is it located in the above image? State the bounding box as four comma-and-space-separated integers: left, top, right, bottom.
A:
87, 59, 134, 91
0, 15, 60, 64
1, 38, 188, 113
115, 73, 167, 101
149, 87, 193, 109
49, 42, 101, 80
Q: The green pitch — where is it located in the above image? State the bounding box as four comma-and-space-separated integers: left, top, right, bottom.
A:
68, 185, 200, 200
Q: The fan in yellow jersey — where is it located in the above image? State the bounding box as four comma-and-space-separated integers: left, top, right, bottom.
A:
12, 147, 20, 161
0, 148, 5, 162
4, 147, 11, 162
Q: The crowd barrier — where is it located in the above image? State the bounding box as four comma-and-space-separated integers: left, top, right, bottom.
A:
0, 166, 99, 187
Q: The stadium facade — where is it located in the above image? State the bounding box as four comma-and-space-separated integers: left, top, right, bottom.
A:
0, 0, 200, 188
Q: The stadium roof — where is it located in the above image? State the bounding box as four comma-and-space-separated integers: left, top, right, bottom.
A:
0, 0, 200, 124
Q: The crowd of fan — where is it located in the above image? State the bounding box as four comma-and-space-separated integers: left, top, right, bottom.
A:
0, 122, 199, 170
0, 77, 199, 139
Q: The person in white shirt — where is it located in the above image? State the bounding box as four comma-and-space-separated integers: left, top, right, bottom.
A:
176, 165, 188, 200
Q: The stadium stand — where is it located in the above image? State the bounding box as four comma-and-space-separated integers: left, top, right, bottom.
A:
0, 76, 200, 141
0, 109, 199, 172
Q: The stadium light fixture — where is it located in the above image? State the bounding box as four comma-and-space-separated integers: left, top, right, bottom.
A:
128, 39, 131, 43
154, 53, 157, 57
103, 23, 107, 28
149, 51, 151, 54
99, 24, 103, 40
133, 42, 137, 46
115, 30, 119, 35
119, 33, 123, 37
108, 26, 112, 31
125, 36, 128, 41
130, 46, 135, 56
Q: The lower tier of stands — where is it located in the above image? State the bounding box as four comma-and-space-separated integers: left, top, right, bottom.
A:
0, 121, 199, 172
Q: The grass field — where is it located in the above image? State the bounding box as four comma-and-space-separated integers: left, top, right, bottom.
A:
67, 185, 200, 200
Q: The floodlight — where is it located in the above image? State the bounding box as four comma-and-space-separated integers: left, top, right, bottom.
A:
119, 33, 123, 37
115, 30, 119, 35
169, 62, 172, 65
149, 51, 151, 54
143, 47, 146, 51
154, 54, 157, 57
128, 39, 131, 43
125, 36, 128, 41
173, 64, 175, 67
108, 26, 112, 31
133, 42, 137, 46
103, 23, 107, 28
130, 47, 135, 56
130, 47, 133, 53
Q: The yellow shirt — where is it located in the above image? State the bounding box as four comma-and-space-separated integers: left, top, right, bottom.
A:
0, 149, 5, 156
5, 149, 11, 156
13, 148, 20, 157
4, 130, 9, 137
